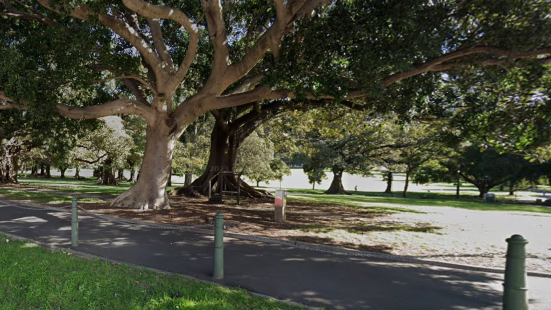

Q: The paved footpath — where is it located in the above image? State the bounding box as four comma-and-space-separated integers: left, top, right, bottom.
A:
1, 201, 550, 310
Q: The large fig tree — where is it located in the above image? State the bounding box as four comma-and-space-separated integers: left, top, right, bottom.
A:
2, 0, 551, 209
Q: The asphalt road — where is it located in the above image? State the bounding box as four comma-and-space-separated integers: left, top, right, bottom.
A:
1, 201, 550, 310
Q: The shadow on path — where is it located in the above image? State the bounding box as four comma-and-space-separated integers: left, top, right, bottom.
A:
1, 203, 549, 310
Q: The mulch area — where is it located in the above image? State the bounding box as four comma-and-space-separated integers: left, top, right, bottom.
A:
79, 195, 396, 253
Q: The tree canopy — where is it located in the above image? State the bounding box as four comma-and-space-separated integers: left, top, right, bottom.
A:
2, 0, 551, 208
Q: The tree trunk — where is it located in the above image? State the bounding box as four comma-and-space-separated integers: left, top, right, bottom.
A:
402, 170, 410, 198
509, 180, 515, 196
40, 163, 45, 176
0, 138, 19, 184
184, 173, 192, 186
60, 167, 67, 178
45, 164, 51, 178
117, 168, 124, 181
325, 167, 350, 195
128, 168, 135, 183
74, 166, 80, 178
100, 159, 118, 185
476, 184, 488, 198
111, 123, 175, 210
384, 171, 393, 195
312, 183, 315, 190
171, 121, 271, 198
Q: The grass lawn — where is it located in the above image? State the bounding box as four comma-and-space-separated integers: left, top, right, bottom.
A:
0, 189, 107, 204
0, 236, 302, 310
285, 189, 551, 214
16, 176, 183, 196
5, 176, 551, 214
17, 176, 131, 196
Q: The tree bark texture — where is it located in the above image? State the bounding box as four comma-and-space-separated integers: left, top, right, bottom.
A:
111, 121, 176, 210
325, 167, 350, 195
0, 138, 19, 184
402, 170, 410, 198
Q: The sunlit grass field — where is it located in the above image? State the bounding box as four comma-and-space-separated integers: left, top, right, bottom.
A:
0, 236, 302, 310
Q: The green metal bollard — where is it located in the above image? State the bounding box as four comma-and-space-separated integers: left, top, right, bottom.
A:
503, 234, 528, 310
213, 213, 224, 280
71, 197, 79, 247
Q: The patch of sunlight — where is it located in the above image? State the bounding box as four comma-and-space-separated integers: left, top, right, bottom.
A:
14, 216, 47, 223
22, 242, 39, 248
283, 258, 306, 262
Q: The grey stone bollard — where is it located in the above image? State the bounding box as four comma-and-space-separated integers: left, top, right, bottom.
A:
503, 234, 528, 310
213, 213, 224, 280
71, 196, 79, 247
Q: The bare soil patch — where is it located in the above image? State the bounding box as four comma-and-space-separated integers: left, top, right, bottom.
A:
80, 196, 414, 253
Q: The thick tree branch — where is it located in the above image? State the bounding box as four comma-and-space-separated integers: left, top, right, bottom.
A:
56, 99, 156, 125
0, 104, 25, 110
121, 78, 149, 105
36, 0, 89, 20
94, 75, 158, 97
383, 46, 551, 87
36, 0, 165, 81
97, 14, 164, 80
147, 18, 174, 69
122, 0, 196, 33
205, 87, 295, 111
244, 4, 271, 48
223, 14, 288, 90
208, 85, 369, 113
201, 0, 229, 77
121, 0, 200, 94
1, 0, 60, 26
74, 152, 108, 165
0, 91, 27, 110
167, 30, 199, 93
222, 0, 330, 93
225, 74, 264, 95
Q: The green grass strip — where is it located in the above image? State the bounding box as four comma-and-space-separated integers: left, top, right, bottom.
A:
288, 192, 551, 214
0, 236, 303, 310
0, 189, 106, 204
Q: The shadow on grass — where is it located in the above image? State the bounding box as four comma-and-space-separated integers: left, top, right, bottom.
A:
287, 191, 551, 214
298, 223, 441, 234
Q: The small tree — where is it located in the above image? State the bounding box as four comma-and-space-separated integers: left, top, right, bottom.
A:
303, 164, 327, 190
71, 117, 134, 185
269, 158, 291, 188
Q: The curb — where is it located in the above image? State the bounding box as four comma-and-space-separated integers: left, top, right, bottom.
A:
2, 199, 551, 279
0, 231, 318, 310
